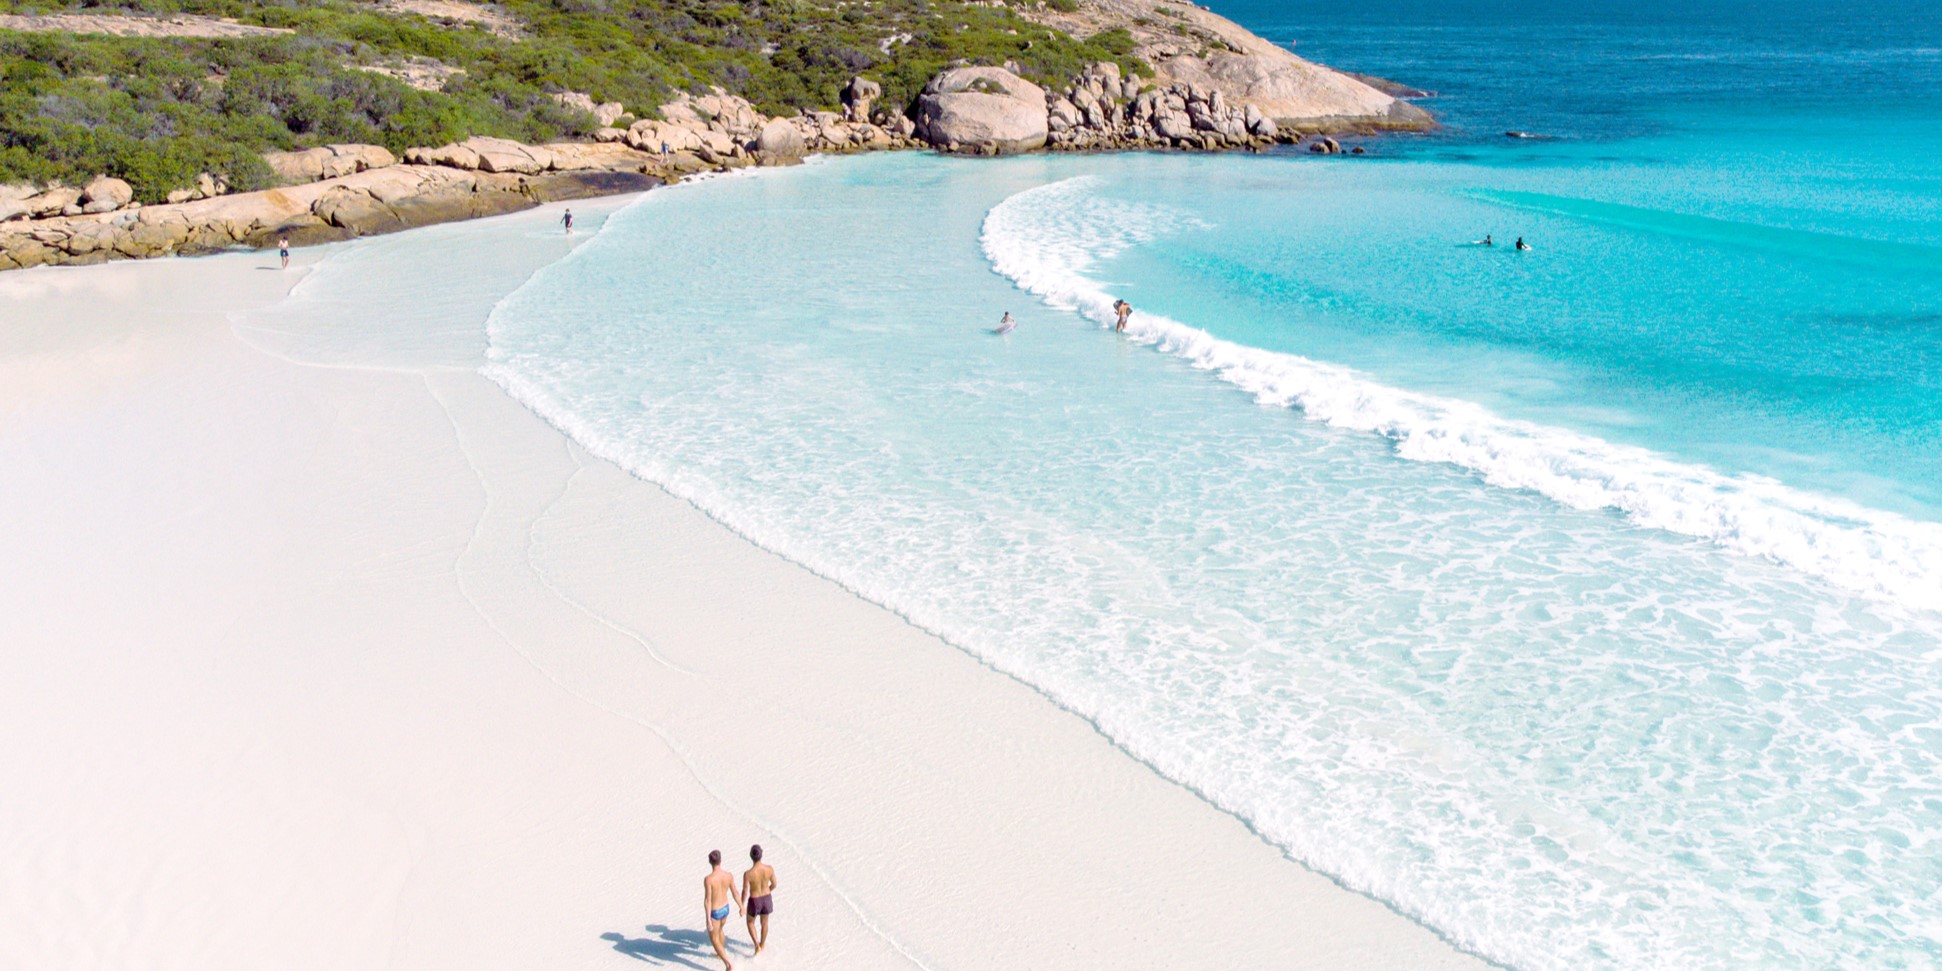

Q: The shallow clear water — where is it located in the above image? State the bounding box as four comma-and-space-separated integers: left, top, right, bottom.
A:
473, 151, 1942, 970
428, 2, 1942, 967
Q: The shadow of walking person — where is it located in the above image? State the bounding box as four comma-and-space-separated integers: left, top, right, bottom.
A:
600, 923, 718, 968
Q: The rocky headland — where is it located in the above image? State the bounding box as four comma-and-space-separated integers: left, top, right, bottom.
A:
0, 0, 1426, 272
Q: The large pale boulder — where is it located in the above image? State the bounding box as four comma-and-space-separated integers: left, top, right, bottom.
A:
694, 92, 761, 135
406, 142, 480, 169
462, 136, 556, 174
26, 186, 82, 218
914, 66, 1048, 154
841, 75, 881, 122
265, 144, 397, 184
544, 142, 649, 172
754, 117, 806, 157
553, 91, 626, 127
698, 128, 736, 156
1247, 104, 1278, 138
312, 184, 399, 230
626, 119, 702, 154
1047, 96, 1082, 132
79, 176, 134, 214
1152, 109, 1195, 142
1, 183, 37, 220
335, 143, 397, 172
661, 90, 762, 137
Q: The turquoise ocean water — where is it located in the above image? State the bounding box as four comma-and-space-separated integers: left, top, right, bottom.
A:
303, 1, 1942, 967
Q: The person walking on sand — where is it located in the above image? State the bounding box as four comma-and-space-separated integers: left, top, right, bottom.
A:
703, 850, 738, 970
1113, 299, 1132, 332
740, 844, 777, 956
278, 236, 290, 270
561, 208, 574, 233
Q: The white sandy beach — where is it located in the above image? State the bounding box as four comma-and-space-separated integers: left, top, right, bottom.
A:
0, 200, 1492, 970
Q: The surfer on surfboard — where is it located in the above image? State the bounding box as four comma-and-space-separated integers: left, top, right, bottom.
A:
1515, 237, 1532, 251
995, 312, 1016, 335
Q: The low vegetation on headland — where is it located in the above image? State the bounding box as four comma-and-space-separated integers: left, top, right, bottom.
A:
0, 0, 1144, 200
0, 0, 1428, 271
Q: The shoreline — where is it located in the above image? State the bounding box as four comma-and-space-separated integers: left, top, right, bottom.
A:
2, 0, 1432, 273
2, 195, 1493, 970
0, 125, 1418, 272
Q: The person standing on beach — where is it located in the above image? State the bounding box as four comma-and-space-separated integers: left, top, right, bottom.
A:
703, 850, 738, 970
561, 208, 574, 233
277, 236, 290, 270
740, 844, 777, 956
1113, 299, 1132, 332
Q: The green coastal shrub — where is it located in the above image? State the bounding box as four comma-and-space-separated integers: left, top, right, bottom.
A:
0, 0, 1149, 196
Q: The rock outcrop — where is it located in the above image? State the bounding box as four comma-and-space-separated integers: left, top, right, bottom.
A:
906, 57, 1400, 154
914, 67, 1050, 155
1, 120, 838, 270
2, 178, 154, 223
552, 91, 626, 127
841, 75, 881, 123
0, 185, 33, 223
79, 177, 134, 214
403, 136, 559, 174
1022, 0, 1430, 132
754, 117, 807, 158
0, 157, 671, 271
264, 144, 398, 184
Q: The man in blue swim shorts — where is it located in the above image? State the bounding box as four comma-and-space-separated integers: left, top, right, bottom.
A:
703, 849, 738, 969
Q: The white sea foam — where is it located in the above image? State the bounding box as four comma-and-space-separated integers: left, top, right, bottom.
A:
981, 176, 1942, 612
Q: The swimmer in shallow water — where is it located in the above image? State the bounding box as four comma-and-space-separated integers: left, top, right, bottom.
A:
1113, 300, 1132, 332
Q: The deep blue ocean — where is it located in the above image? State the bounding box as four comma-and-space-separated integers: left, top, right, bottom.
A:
268, 2, 1942, 967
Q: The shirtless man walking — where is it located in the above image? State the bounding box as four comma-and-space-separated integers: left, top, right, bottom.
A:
703, 850, 739, 970
740, 844, 778, 956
